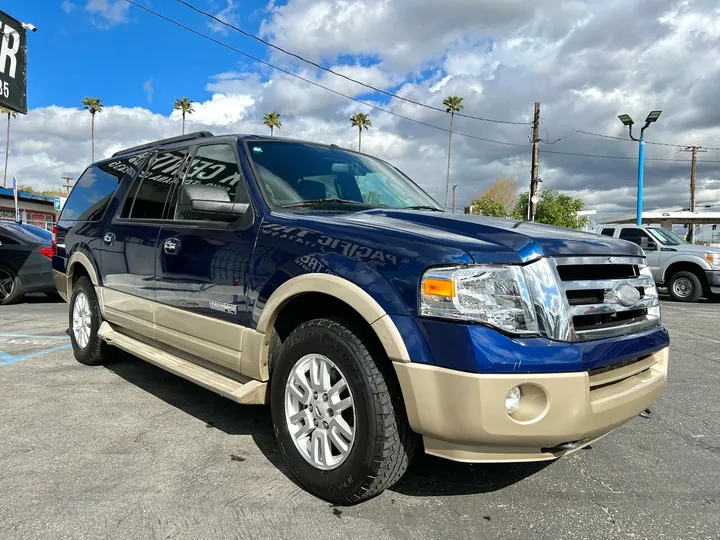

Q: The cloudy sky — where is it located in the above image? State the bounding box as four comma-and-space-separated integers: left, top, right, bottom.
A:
3, 0, 720, 226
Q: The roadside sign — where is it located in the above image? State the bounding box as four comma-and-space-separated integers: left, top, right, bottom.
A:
54, 196, 61, 211
0, 10, 27, 114
531, 194, 539, 204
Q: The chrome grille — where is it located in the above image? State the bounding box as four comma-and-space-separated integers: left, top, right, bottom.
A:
523, 256, 661, 342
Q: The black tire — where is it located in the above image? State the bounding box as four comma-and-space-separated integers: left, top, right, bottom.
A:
270, 317, 417, 505
667, 271, 703, 302
0, 265, 24, 305
68, 277, 114, 366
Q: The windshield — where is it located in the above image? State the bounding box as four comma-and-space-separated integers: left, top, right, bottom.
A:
647, 227, 685, 246
1, 223, 52, 244
246, 141, 442, 210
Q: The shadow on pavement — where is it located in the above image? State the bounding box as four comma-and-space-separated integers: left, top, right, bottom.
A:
392, 452, 550, 497
105, 352, 550, 499
103, 352, 296, 479
19, 293, 65, 304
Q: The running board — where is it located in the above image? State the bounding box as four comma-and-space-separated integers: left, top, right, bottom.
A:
98, 322, 266, 405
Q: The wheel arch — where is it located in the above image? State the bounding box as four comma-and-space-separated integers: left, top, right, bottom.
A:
255, 274, 411, 378
65, 251, 102, 300
663, 260, 709, 290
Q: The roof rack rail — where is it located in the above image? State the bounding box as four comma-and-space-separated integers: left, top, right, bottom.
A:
111, 131, 214, 157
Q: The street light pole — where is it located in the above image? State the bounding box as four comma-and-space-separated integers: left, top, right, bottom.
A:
636, 136, 645, 227
618, 111, 662, 226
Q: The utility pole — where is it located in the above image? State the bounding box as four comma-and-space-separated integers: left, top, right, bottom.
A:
682, 146, 706, 244
61, 176, 74, 194
452, 184, 457, 213
528, 101, 540, 221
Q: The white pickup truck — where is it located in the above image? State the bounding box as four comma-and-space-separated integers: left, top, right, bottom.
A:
595, 224, 720, 302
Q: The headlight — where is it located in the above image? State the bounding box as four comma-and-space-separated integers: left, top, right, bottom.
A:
420, 265, 538, 335
705, 253, 720, 270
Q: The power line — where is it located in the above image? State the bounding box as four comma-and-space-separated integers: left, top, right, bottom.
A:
174, 0, 532, 126
539, 118, 720, 150
125, 0, 531, 149
541, 148, 720, 162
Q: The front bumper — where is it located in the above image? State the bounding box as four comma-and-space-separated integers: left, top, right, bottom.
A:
394, 346, 668, 463
706, 270, 720, 294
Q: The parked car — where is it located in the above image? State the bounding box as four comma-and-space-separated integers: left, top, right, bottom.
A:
0, 221, 56, 305
595, 224, 720, 302
53, 132, 669, 504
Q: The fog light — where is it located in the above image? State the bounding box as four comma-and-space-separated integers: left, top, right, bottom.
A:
505, 386, 521, 416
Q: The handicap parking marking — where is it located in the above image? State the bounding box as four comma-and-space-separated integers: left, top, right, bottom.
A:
0, 333, 72, 367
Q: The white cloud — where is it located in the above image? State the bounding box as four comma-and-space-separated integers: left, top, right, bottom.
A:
142, 79, 153, 104
206, 0, 241, 34
85, 0, 129, 26
61, 0, 76, 14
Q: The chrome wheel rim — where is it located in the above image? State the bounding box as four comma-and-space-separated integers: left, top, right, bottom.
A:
72, 292, 92, 349
284, 353, 356, 471
672, 277, 693, 298
0, 268, 13, 299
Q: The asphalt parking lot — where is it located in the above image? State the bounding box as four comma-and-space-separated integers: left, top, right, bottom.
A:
1, 295, 718, 540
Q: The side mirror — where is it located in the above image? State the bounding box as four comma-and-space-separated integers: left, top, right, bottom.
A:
640, 237, 656, 251
177, 184, 248, 222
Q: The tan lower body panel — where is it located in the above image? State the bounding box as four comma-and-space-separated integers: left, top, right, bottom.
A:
395, 347, 668, 463
102, 288, 155, 340
99, 321, 266, 404
53, 270, 68, 301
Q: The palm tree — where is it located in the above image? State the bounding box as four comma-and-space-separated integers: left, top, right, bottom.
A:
442, 96, 464, 210
81, 97, 103, 162
173, 97, 194, 135
350, 112, 372, 152
0, 107, 16, 189
263, 112, 282, 136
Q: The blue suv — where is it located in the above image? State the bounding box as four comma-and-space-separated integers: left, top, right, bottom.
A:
53, 132, 669, 504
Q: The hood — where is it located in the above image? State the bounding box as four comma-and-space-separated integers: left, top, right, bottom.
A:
663, 243, 720, 254
301, 209, 644, 263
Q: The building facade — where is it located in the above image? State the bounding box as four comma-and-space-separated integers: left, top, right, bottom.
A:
0, 187, 58, 230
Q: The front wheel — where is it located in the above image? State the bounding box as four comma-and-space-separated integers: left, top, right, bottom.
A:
270, 318, 417, 504
667, 271, 702, 302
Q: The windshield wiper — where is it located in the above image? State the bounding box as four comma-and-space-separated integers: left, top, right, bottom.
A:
403, 205, 443, 212
282, 198, 378, 208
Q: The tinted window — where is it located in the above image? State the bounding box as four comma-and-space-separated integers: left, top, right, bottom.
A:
1, 223, 52, 243
184, 145, 245, 201
619, 228, 652, 247
61, 155, 145, 222
0, 232, 19, 245
600, 228, 615, 237
122, 150, 187, 219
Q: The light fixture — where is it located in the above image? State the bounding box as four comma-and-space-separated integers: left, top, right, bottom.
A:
645, 110, 662, 123
618, 114, 634, 126
505, 387, 521, 416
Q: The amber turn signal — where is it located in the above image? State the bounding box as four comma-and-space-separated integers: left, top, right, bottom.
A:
422, 278, 456, 298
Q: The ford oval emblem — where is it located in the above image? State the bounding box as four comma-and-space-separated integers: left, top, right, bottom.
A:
615, 283, 641, 307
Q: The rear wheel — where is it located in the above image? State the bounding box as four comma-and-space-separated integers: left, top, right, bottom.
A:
270, 317, 417, 504
69, 277, 115, 366
667, 271, 702, 302
0, 265, 24, 305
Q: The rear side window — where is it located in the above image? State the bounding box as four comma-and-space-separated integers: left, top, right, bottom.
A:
61, 158, 140, 222
0, 232, 20, 245
121, 149, 188, 219
600, 228, 615, 237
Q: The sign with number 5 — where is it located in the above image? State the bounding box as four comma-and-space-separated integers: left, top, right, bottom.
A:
0, 10, 27, 114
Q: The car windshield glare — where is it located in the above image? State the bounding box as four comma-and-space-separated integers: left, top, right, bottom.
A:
246, 141, 442, 210
647, 227, 682, 245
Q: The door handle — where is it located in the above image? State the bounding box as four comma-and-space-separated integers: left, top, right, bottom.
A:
103, 233, 115, 246
163, 238, 181, 255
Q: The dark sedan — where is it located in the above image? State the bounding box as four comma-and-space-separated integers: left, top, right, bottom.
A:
0, 222, 56, 305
